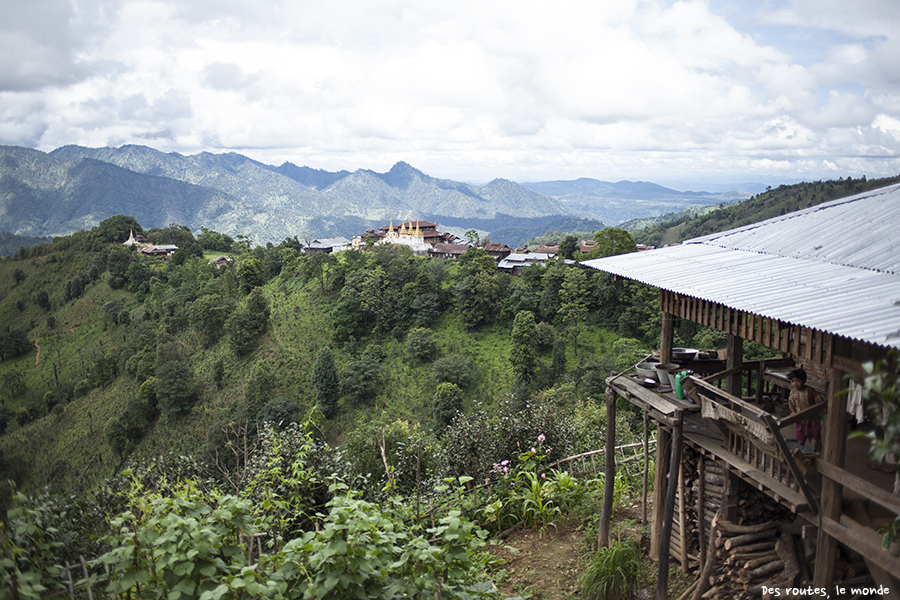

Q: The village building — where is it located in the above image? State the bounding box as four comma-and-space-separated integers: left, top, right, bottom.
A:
210, 256, 234, 267
582, 183, 900, 598
579, 240, 598, 254
122, 229, 147, 246
351, 219, 459, 254
483, 242, 512, 261
432, 242, 470, 260
305, 237, 350, 254
498, 252, 574, 274
534, 241, 560, 256
140, 244, 178, 259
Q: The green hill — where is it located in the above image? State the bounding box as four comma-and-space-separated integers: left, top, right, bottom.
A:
0, 217, 659, 496
633, 174, 900, 246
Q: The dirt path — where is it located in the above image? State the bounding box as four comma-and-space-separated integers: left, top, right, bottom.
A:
488, 525, 584, 600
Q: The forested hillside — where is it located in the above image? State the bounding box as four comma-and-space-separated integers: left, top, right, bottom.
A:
0, 214, 713, 598
633, 174, 900, 246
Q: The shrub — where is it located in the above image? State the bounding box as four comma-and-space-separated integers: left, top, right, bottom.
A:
433, 382, 464, 429
432, 353, 476, 389
579, 538, 642, 600
405, 327, 438, 363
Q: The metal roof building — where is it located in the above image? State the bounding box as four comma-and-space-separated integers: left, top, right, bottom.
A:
582, 182, 900, 349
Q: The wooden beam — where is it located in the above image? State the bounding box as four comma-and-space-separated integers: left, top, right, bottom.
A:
657, 411, 683, 600
816, 513, 900, 588
643, 409, 649, 527
661, 311, 675, 363
599, 382, 617, 548
816, 460, 900, 517
815, 366, 850, 589
726, 332, 743, 398
651, 426, 671, 560
762, 413, 819, 514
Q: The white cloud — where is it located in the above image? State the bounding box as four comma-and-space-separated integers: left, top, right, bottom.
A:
0, 0, 898, 183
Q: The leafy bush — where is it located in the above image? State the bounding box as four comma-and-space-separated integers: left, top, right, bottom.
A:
343, 355, 383, 406
433, 353, 477, 389
405, 327, 438, 363
433, 382, 464, 429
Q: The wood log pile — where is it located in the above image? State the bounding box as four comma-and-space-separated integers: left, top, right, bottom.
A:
696, 520, 806, 599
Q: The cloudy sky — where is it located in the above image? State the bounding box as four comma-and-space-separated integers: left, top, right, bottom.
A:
1, 0, 899, 186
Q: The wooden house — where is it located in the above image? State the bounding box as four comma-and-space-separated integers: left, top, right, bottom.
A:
432, 243, 470, 260
583, 183, 900, 598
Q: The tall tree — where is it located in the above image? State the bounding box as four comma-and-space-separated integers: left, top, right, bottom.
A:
433, 382, 464, 429
313, 347, 340, 419
559, 267, 588, 357
510, 310, 538, 382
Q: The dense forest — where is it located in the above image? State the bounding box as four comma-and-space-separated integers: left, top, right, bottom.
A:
1, 173, 894, 598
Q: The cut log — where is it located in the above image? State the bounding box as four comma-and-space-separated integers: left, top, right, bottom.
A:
730, 540, 777, 554
772, 532, 800, 587
739, 559, 783, 583
744, 553, 779, 569
701, 586, 720, 599
719, 521, 777, 535
725, 529, 777, 550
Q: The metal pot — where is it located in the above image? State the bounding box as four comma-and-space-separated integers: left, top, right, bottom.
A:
672, 348, 698, 361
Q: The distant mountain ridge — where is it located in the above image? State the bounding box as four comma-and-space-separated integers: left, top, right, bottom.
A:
2, 144, 744, 246
47, 145, 570, 242
520, 177, 747, 225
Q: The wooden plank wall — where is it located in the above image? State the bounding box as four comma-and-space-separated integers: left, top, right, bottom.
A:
659, 291, 834, 377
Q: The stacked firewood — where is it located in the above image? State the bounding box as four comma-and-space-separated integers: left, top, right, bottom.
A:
701, 520, 806, 598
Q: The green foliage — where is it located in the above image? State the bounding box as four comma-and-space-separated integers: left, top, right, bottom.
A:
434, 382, 465, 429
343, 355, 383, 406
433, 353, 477, 389
405, 326, 438, 363
510, 311, 538, 381
579, 538, 642, 600
155, 361, 199, 416
853, 351, 900, 467
313, 346, 340, 419
257, 395, 299, 426
591, 227, 637, 258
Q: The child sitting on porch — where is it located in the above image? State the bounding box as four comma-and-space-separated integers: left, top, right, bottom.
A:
788, 368, 823, 452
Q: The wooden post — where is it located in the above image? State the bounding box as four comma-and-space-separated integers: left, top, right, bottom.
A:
815, 364, 849, 589
697, 456, 706, 568
661, 312, 675, 363
642, 409, 649, 527
724, 468, 740, 524
651, 426, 671, 559
599, 383, 617, 548
726, 332, 743, 397
657, 411, 683, 600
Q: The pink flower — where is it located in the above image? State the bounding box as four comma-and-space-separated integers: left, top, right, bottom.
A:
546, 448, 551, 454
531, 447, 536, 454
541, 473, 546, 479
501, 460, 509, 466
537, 433, 546, 443
503, 466, 509, 473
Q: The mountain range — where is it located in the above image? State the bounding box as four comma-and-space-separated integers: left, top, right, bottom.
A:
0, 144, 748, 245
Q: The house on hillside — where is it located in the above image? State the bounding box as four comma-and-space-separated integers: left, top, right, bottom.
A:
484, 242, 512, 261
351, 219, 459, 254
432, 243, 470, 260
122, 229, 147, 246
498, 253, 574, 274
140, 244, 178, 259
579, 240, 598, 254
210, 256, 234, 268
305, 237, 350, 254
534, 241, 559, 256
582, 183, 900, 597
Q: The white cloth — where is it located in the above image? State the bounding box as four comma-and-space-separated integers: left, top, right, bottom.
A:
846, 379, 864, 422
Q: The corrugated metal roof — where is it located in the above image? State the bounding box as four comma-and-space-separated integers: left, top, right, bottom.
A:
582, 183, 900, 349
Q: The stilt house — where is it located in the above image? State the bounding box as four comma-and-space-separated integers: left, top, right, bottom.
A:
583, 182, 900, 598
